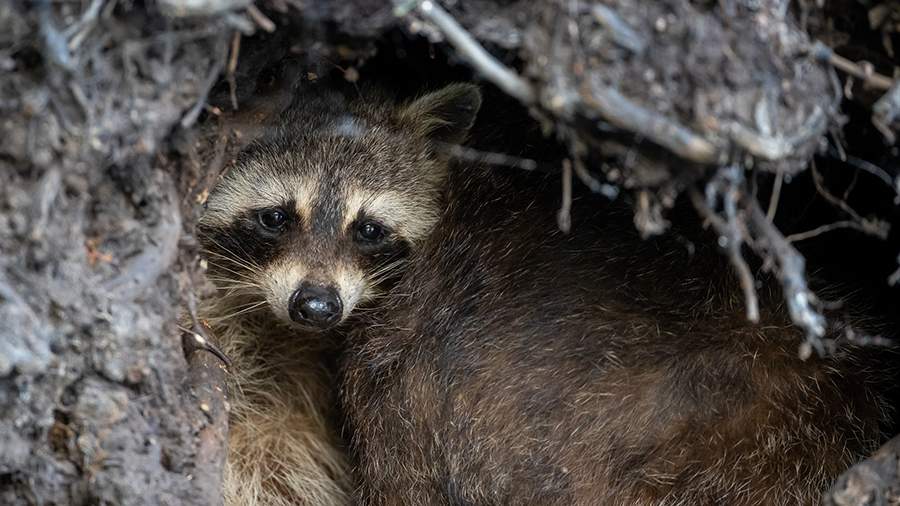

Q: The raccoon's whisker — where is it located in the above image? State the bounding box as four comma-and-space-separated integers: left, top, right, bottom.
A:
202, 248, 264, 275
209, 283, 262, 292
212, 299, 266, 312
198, 233, 265, 273
205, 277, 263, 290
220, 241, 264, 273
205, 260, 262, 283
205, 301, 268, 322
368, 260, 408, 284
369, 273, 406, 287
214, 288, 262, 301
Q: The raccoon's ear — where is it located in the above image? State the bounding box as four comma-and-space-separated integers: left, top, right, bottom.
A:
397, 83, 482, 145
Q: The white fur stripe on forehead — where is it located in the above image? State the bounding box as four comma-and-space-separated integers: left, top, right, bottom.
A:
342, 186, 439, 243
202, 158, 318, 227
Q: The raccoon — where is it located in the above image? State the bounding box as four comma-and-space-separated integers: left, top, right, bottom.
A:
196, 82, 482, 506
338, 96, 897, 503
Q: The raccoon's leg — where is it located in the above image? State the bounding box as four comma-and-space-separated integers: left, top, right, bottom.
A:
224, 397, 351, 506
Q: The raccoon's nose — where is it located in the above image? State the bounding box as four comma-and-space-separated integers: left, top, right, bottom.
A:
288, 284, 343, 328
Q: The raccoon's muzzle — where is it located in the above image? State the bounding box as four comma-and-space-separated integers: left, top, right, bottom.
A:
289, 283, 343, 329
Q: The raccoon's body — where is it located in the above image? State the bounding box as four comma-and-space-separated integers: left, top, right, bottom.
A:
199, 79, 893, 506
197, 82, 483, 505
338, 97, 896, 504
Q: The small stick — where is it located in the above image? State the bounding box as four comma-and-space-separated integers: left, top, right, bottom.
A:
572, 157, 619, 199
591, 5, 645, 54
806, 162, 891, 240
724, 106, 827, 162
183, 288, 232, 369
888, 255, 900, 286
434, 142, 539, 171
558, 160, 573, 233
246, 4, 276, 33
181, 42, 226, 128
690, 185, 759, 323
745, 194, 827, 351
182, 326, 232, 369
842, 154, 899, 199
815, 43, 894, 91
786, 220, 876, 243
411, 0, 536, 104
766, 169, 783, 221
873, 82, 900, 142
227, 31, 241, 111
579, 84, 720, 164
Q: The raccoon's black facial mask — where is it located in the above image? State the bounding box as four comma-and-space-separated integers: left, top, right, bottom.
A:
350, 215, 410, 289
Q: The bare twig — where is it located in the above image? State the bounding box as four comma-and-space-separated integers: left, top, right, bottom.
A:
433, 142, 539, 171
64, 0, 105, 51
158, 0, 251, 17
842, 164, 860, 201
633, 190, 670, 238
813, 43, 894, 91
182, 315, 229, 503
245, 4, 276, 33
842, 154, 900, 202
744, 193, 826, 352
873, 82, 900, 143
694, 167, 826, 353
558, 160, 573, 233
227, 31, 241, 111
579, 84, 721, 164
785, 220, 885, 243
181, 38, 228, 128
572, 157, 619, 199
181, 323, 232, 369
812, 162, 865, 221
407, 0, 536, 104
766, 169, 783, 221
690, 169, 760, 323
223, 12, 256, 34
183, 278, 232, 368
591, 5, 645, 54
888, 255, 900, 287
36, 0, 74, 70
806, 162, 891, 240
564, 135, 619, 199
843, 327, 895, 347
724, 106, 827, 162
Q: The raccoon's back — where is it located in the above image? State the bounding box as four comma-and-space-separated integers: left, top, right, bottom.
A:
343, 169, 894, 505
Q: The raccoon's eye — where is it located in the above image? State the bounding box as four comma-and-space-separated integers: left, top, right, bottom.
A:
356, 221, 387, 243
257, 208, 287, 232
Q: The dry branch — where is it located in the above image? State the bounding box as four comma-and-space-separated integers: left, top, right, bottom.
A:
578, 85, 721, 164
182, 328, 229, 506
814, 43, 895, 91
694, 167, 827, 354
407, 0, 536, 104
690, 172, 760, 324
874, 82, 900, 142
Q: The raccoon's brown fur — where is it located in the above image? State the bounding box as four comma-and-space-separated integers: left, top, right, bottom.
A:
339, 95, 897, 504
197, 82, 482, 506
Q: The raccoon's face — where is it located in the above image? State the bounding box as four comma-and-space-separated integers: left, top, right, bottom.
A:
198, 83, 481, 331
